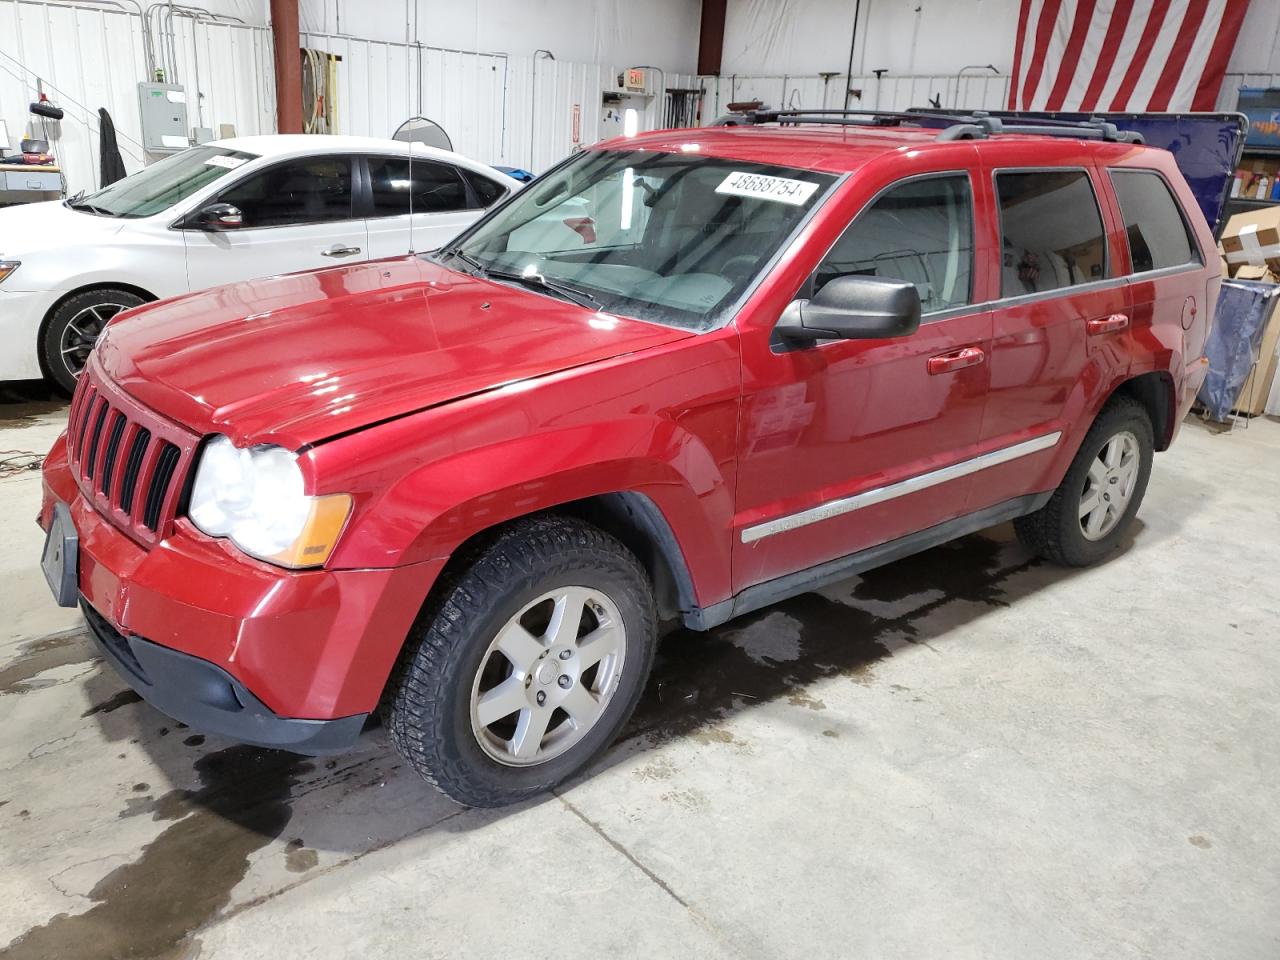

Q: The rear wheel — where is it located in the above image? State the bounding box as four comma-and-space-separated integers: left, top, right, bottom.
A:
1014, 397, 1154, 566
385, 516, 657, 807
42, 289, 145, 393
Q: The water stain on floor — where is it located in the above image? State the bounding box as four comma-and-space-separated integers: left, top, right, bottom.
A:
0, 632, 95, 697
2, 530, 1039, 959
626, 531, 1036, 744
81, 690, 143, 718
3, 746, 308, 960
284, 838, 319, 873
0, 398, 65, 429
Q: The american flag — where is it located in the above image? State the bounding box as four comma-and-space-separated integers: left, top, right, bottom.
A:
1008, 0, 1250, 112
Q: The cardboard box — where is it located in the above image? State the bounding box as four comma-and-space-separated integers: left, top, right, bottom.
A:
1220, 205, 1280, 277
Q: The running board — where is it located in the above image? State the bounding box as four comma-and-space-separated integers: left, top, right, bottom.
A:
686, 492, 1051, 631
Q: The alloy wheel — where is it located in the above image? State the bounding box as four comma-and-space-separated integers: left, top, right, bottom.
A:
1078, 430, 1140, 540
60, 302, 129, 379
469, 586, 626, 766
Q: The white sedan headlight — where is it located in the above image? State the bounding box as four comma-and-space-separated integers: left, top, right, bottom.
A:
188, 436, 351, 568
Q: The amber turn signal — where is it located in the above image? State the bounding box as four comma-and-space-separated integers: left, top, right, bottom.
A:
265, 494, 353, 569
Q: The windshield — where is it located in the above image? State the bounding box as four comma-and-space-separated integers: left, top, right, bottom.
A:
73, 146, 258, 218
445, 150, 837, 330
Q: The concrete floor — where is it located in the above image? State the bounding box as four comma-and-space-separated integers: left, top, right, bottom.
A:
2, 386, 1278, 960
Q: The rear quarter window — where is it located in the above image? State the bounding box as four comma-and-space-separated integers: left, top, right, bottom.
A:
1108, 169, 1201, 273
996, 170, 1107, 297
464, 170, 510, 208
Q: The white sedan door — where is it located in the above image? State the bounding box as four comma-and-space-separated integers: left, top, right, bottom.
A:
363, 155, 484, 258
183, 155, 369, 290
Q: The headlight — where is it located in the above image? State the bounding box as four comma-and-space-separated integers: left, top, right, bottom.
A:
188, 436, 352, 568
0, 261, 20, 284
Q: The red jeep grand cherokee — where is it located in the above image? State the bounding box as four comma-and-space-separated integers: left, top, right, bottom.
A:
40, 112, 1215, 806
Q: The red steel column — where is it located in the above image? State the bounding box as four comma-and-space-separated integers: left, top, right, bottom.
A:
698, 0, 727, 76
270, 0, 303, 133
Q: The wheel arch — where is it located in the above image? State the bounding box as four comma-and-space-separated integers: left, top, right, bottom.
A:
556, 492, 701, 628
1107, 370, 1175, 451
392, 489, 709, 633
37, 281, 159, 379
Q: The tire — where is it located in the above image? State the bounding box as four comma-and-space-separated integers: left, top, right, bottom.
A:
385, 515, 658, 807
1014, 396, 1154, 567
42, 289, 146, 394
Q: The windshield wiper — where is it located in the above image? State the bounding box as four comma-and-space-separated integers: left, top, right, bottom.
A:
438, 246, 598, 310
66, 200, 116, 217
439, 246, 487, 276
483, 267, 599, 310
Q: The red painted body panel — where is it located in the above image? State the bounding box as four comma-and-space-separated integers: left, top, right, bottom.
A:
40, 126, 1220, 724
42, 435, 439, 718
729, 146, 997, 590
96, 256, 692, 449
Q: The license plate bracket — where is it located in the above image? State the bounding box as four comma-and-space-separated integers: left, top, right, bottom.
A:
42, 502, 79, 608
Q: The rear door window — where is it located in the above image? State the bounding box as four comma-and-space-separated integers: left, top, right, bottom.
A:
367, 156, 470, 216
1108, 169, 1200, 273
996, 170, 1107, 297
815, 173, 974, 315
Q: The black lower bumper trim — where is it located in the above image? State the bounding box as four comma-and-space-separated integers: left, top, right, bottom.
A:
81, 599, 367, 755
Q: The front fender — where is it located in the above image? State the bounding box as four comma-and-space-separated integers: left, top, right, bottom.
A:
313, 335, 743, 609
327, 417, 733, 608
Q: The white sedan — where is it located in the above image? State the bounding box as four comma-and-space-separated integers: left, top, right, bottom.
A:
0, 135, 520, 391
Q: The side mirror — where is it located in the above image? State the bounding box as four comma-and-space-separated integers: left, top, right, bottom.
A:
776, 275, 921, 344
192, 202, 244, 231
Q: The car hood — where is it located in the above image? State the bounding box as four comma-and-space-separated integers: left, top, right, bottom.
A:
97, 256, 694, 448
0, 199, 126, 258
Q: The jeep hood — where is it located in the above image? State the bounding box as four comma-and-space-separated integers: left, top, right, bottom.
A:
97, 256, 693, 448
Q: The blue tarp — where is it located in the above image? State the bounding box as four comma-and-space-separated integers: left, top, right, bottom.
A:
1198, 280, 1280, 420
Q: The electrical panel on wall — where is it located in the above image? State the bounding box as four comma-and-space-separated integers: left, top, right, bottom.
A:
137, 82, 190, 153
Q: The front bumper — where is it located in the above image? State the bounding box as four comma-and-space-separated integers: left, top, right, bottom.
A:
41, 436, 444, 745
0, 288, 60, 381
81, 599, 367, 753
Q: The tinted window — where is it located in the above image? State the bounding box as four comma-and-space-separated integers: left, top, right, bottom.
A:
219, 156, 353, 227
464, 170, 509, 207
368, 156, 469, 215
1110, 169, 1199, 272
815, 174, 974, 313
997, 170, 1107, 297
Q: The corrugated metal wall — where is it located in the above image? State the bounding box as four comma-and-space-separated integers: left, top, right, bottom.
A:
1, 1, 698, 196
696, 72, 1013, 121
0, 0, 273, 195
298, 31, 696, 172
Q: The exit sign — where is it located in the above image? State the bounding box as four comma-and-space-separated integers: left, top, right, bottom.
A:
624, 68, 646, 92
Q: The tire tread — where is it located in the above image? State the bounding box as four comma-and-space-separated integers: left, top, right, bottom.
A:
385, 515, 655, 807
1014, 395, 1152, 566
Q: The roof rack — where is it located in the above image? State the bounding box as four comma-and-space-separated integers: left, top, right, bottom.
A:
710, 107, 1145, 144
916, 110, 1145, 144
709, 108, 971, 129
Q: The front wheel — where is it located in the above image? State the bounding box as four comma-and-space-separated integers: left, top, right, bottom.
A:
385, 516, 657, 807
42, 289, 145, 393
1015, 396, 1154, 566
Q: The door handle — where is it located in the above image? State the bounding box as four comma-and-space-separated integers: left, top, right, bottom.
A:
322, 245, 362, 257
927, 346, 985, 375
1087, 313, 1129, 335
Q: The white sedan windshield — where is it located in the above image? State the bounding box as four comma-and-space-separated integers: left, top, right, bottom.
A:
444, 150, 836, 330
71, 146, 258, 219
